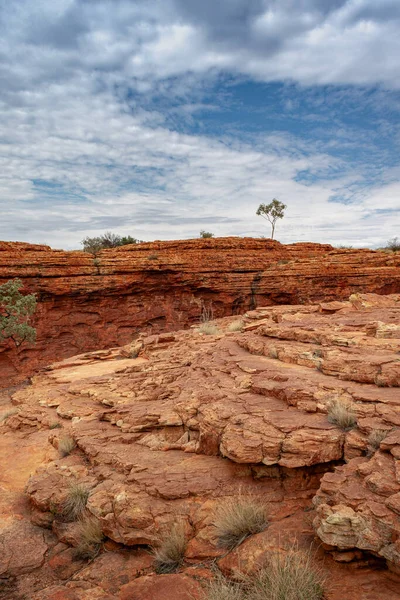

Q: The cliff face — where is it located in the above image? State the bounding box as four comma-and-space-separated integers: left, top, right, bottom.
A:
1, 238, 400, 384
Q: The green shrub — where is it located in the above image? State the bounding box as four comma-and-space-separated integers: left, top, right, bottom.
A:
81, 232, 141, 254
0, 279, 36, 346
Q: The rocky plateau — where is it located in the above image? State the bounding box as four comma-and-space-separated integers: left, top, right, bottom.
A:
1, 289, 400, 599
1, 238, 400, 385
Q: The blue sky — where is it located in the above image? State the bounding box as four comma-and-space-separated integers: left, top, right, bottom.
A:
0, 0, 399, 249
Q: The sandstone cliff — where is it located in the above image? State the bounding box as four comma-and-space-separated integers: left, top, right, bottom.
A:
1, 238, 400, 385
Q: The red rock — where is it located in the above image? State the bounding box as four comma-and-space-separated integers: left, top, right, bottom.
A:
119, 574, 202, 600
1, 238, 399, 385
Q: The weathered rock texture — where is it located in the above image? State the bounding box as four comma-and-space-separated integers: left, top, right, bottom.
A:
1, 292, 400, 598
1, 238, 400, 385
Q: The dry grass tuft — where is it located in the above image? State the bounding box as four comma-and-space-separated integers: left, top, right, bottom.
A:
367, 429, 389, 453
153, 522, 187, 574
249, 545, 325, 600
58, 435, 76, 457
327, 400, 357, 431
0, 408, 18, 422
62, 483, 90, 521
73, 516, 104, 559
202, 544, 325, 600
199, 322, 220, 335
212, 495, 268, 550
203, 572, 244, 600
228, 320, 244, 332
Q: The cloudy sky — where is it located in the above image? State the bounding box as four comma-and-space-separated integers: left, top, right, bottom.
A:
0, 0, 399, 249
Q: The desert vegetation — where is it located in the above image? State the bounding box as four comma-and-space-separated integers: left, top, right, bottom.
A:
256, 199, 286, 239
0, 278, 36, 346
367, 429, 389, 454
58, 435, 76, 457
73, 516, 104, 559
81, 231, 141, 253
62, 483, 90, 521
152, 522, 187, 574
228, 319, 244, 332
385, 237, 400, 252
327, 399, 357, 430
212, 495, 268, 550
203, 544, 325, 600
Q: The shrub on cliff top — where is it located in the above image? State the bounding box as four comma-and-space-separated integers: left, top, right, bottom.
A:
0, 278, 36, 347
81, 232, 141, 254
385, 237, 400, 252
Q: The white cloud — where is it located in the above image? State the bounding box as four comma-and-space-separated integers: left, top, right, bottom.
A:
0, 0, 399, 249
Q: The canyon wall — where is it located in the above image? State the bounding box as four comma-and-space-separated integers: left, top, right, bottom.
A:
1, 237, 400, 384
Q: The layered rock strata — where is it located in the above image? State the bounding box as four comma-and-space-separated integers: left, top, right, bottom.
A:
1, 238, 400, 385
1, 293, 400, 598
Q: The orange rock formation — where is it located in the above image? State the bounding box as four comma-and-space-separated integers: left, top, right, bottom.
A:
1, 238, 400, 385
1, 292, 399, 599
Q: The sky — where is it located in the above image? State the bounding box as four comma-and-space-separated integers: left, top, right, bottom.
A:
0, 0, 399, 249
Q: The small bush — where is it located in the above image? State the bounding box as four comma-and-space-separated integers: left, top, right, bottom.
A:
62, 483, 90, 521
203, 572, 244, 600
73, 516, 104, 559
199, 323, 220, 335
49, 422, 62, 429
202, 545, 324, 600
0, 408, 19, 422
385, 237, 400, 252
212, 495, 268, 550
269, 347, 278, 359
367, 429, 388, 453
249, 545, 325, 600
327, 400, 357, 430
200, 231, 214, 238
153, 522, 187, 574
58, 435, 76, 457
228, 320, 244, 332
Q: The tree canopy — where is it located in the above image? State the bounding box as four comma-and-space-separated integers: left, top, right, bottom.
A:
256, 199, 287, 239
0, 279, 37, 347
199, 231, 214, 238
81, 232, 141, 253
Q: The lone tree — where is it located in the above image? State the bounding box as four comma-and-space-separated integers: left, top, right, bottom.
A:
0, 279, 37, 347
199, 231, 214, 239
256, 199, 287, 239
